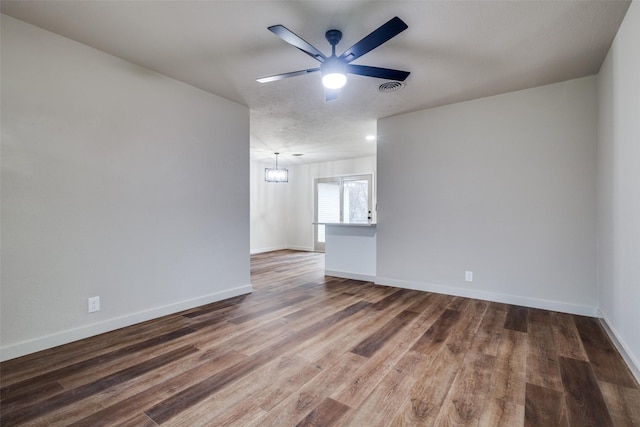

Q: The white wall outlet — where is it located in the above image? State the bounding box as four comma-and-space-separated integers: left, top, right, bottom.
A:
465, 271, 473, 282
88, 296, 100, 313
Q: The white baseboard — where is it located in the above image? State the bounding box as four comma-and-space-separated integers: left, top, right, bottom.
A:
0, 284, 253, 362
598, 310, 640, 385
287, 245, 315, 252
250, 245, 288, 254
375, 276, 598, 317
325, 270, 376, 282
250, 245, 315, 254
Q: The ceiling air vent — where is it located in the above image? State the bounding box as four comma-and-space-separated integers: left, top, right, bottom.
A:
378, 81, 405, 92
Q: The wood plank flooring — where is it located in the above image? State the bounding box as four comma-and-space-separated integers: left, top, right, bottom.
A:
1, 250, 639, 426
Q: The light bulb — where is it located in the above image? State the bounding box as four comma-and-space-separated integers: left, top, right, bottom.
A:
322, 73, 347, 89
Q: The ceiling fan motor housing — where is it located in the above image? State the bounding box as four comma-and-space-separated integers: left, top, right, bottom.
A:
322, 56, 346, 75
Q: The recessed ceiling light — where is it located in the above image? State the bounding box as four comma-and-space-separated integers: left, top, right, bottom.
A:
366, 135, 376, 141
291, 153, 303, 156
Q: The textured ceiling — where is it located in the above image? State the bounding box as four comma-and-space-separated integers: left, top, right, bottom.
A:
1, 1, 630, 166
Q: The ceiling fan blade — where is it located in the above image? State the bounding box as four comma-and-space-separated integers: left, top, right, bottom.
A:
257, 68, 321, 83
339, 16, 408, 63
268, 25, 327, 62
325, 88, 339, 102
346, 64, 410, 81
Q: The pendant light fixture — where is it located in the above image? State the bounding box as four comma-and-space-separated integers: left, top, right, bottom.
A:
265, 152, 288, 183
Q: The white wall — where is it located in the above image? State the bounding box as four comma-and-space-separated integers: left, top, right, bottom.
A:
597, 1, 640, 379
250, 160, 289, 254
377, 77, 598, 315
1, 15, 251, 361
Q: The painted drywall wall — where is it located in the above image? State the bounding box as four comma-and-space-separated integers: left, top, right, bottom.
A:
597, 0, 640, 378
377, 77, 598, 315
250, 159, 289, 254
1, 15, 251, 360
286, 156, 377, 252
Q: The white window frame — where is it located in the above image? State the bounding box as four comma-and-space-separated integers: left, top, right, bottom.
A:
314, 174, 373, 252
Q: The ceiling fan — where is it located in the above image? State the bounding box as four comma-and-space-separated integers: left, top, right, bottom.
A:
257, 16, 410, 101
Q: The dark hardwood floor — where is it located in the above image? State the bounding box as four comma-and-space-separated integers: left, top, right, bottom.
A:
1, 250, 639, 426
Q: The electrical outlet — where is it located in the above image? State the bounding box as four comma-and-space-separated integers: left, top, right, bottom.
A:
465, 271, 473, 282
88, 296, 100, 313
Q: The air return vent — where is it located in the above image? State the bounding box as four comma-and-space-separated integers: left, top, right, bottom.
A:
378, 81, 405, 92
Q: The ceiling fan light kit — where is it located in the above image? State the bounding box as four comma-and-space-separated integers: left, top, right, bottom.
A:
322, 61, 347, 89
322, 73, 347, 89
258, 16, 410, 101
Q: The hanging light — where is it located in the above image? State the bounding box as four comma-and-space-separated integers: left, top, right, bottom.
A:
265, 152, 288, 183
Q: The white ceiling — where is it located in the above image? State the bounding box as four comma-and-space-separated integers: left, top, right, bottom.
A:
1, 1, 630, 166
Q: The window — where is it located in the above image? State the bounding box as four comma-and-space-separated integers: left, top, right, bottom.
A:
314, 174, 373, 252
